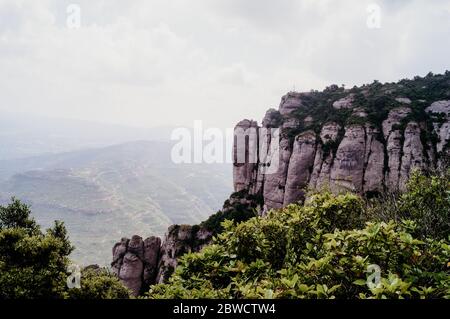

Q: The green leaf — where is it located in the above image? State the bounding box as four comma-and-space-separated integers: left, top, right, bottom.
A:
353, 279, 367, 286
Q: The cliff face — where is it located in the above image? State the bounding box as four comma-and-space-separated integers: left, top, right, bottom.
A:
233, 76, 450, 212
111, 226, 211, 296
110, 191, 258, 296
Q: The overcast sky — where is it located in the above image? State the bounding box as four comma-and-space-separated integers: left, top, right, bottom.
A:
0, 0, 449, 129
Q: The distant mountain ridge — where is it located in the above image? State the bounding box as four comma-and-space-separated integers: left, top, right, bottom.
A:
0, 140, 232, 265
0, 112, 176, 160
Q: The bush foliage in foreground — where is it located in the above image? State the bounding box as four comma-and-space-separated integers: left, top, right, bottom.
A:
0, 170, 448, 299
0, 198, 130, 299
66, 267, 131, 299
149, 171, 450, 299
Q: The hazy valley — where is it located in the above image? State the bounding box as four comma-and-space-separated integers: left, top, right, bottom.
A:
0, 116, 232, 265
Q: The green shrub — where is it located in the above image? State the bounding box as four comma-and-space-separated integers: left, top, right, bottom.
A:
0, 224, 73, 299
65, 268, 131, 299
148, 187, 450, 299
365, 169, 450, 240
0, 197, 39, 233
0, 198, 130, 299
398, 169, 450, 240
200, 191, 261, 235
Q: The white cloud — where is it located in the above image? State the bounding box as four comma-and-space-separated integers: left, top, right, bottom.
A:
0, 0, 449, 129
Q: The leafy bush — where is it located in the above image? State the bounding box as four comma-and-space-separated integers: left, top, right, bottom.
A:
66, 267, 131, 299
0, 198, 73, 299
200, 190, 261, 235
1, 168, 449, 299
398, 170, 450, 240
0, 198, 131, 299
0, 198, 39, 233
148, 178, 450, 299
366, 169, 450, 240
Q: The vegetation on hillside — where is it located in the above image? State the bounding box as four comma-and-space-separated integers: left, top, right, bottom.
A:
148, 170, 450, 299
285, 71, 450, 159
200, 190, 262, 235
0, 171, 448, 299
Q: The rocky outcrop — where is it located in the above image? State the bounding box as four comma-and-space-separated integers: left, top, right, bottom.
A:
330, 125, 366, 193
399, 122, 424, 190
143, 237, 161, 285
262, 108, 282, 128
279, 92, 307, 115
333, 94, 354, 109
309, 122, 341, 190
233, 92, 447, 211
320, 122, 341, 142
315, 151, 333, 190
156, 225, 211, 283
363, 124, 384, 193
383, 107, 411, 189
262, 136, 292, 210
283, 131, 317, 205
395, 97, 412, 104
426, 100, 450, 167
112, 236, 148, 296
119, 252, 143, 296
233, 120, 259, 192
111, 227, 211, 296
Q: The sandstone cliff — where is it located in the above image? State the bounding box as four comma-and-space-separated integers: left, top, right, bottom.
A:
111, 226, 211, 296
233, 75, 450, 212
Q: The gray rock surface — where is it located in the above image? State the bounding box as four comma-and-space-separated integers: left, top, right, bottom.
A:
143, 237, 161, 285
262, 136, 292, 210
233, 119, 259, 192
111, 235, 147, 296
310, 123, 342, 190
232, 96, 446, 210
332, 94, 354, 109
383, 107, 411, 189
279, 92, 307, 116
395, 97, 412, 104
320, 122, 341, 143
399, 122, 424, 190
363, 125, 385, 193
119, 252, 144, 296
426, 100, 450, 160
330, 125, 366, 193
283, 131, 317, 205
111, 226, 211, 296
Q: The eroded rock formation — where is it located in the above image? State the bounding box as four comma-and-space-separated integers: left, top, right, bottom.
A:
426, 100, 450, 167
233, 92, 449, 212
111, 227, 211, 296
